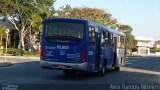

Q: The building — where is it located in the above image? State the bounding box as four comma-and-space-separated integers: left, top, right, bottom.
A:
0, 16, 40, 51
135, 36, 154, 55
154, 40, 160, 48
0, 17, 19, 49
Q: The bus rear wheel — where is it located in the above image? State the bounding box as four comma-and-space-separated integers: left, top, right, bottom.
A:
115, 67, 120, 71
97, 63, 106, 76
101, 66, 106, 75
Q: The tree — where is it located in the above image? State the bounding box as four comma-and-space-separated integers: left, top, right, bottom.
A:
56, 6, 118, 28
0, 25, 6, 46
118, 24, 137, 49
0, 0, 55, 50
0, 0, 34, 50
28, 0, 55, 51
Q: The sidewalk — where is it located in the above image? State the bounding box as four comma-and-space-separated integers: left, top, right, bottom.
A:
0, 55, 39, 67
0, 55, 39, 59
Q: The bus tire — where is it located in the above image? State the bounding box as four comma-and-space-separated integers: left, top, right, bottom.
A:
97, 62, 106, 76
115, 67, 120, 71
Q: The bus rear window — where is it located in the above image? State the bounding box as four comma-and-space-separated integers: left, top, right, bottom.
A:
45, 22, 84, 40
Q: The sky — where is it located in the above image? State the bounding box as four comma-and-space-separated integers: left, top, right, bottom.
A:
54, 0, 160, 40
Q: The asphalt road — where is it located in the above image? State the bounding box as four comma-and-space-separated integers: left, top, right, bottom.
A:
0, 56, 160, 90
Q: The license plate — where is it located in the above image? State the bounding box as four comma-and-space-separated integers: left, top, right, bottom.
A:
58, 65, 65, 68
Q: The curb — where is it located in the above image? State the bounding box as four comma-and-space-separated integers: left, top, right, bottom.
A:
0, 56, 39, 59
0, 62, 14, 67
127, 56, 143, 57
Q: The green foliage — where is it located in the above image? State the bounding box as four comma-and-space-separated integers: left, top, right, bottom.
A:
131, 47, 137, 52
0, 0, 55, 50
56, 6, 117, 29
0, 1, 136, 51
150, 48, 156, 53
118, 24, 137, 49
0, 49, 3, 54
0, 25, 6, 46
3, 48, 39, 56
150, 48, 160, 52
0, 42, 2, 46
156, 48, 160, 52
5, 48, 24, 56
23, 51, 39, 55
0, 25, 6, 37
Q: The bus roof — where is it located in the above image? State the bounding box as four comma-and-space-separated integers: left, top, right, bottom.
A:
44, 18, 88, 23
88, 21, 126, 37
44, 18, 126, 37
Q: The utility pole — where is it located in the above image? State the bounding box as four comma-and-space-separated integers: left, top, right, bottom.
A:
5, 29, 9, 62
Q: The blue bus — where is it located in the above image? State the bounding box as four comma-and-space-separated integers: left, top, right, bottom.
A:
40, 18, 126, 76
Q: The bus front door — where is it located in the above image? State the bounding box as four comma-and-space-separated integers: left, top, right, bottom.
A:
94, 32, 101, 70
113, 37, 117, 67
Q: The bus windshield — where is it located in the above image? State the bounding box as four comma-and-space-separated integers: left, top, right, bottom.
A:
45, 22, 84, 40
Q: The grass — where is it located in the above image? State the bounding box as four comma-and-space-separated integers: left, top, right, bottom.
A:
23, 54, 40, 57
127, 54, 142, 57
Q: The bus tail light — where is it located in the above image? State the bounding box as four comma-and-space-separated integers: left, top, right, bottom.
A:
41, 47, 44, 60
81, 51, 86, 63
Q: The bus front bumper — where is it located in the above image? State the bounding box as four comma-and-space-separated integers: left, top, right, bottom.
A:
40, 60, 88, 71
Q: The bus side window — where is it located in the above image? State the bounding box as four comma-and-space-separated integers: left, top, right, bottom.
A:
110, 33, 114, 47
89, 26, 95, 47
117, 35, 125, 48
107, 32, 113, 47
120, 36, 124, 48
103, 31, 109, 47
101, 31, 105, 47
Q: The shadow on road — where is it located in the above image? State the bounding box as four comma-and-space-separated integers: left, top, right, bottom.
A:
0, 59, 159, 84
51, 73, 96, 80
47, 68, 118, 80
125, 56, 160, 75
0, 60, 117, 80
